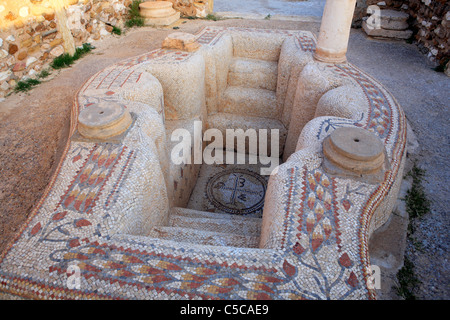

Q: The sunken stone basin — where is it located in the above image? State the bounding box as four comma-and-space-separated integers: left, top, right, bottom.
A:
0, 27, 407, 300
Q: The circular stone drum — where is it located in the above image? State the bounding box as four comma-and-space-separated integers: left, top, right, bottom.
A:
139, 1, 176, 18
322, 127, 387, 178
78, 102, 132, 140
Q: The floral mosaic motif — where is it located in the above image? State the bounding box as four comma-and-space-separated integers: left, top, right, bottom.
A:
315, 115, 364, 140
58, 143, 126, 214
333, 64, 393, 140
48, 240, 294, 300
340, 184, 369, 213
278, 166, 362, 300
28, 209, 99, 249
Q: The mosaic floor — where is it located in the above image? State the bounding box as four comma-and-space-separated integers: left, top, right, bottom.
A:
0, 27, 407, 300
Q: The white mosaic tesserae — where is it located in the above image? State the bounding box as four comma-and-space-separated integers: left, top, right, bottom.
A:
0, 27, 406, 300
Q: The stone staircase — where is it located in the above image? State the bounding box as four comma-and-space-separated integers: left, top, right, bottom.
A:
208, 56, 287, 156
228, 58, 278, 91
147, 207, 262, 248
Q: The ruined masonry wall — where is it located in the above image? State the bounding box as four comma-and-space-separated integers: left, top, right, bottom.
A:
0, 0, 214, 99
355, 0, 449, 66
406, 0, 449, 66
167, 0, 212, 18
0, 0, 133, 99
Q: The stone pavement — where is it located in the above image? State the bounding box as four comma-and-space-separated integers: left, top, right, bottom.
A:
214, 0, 326, 18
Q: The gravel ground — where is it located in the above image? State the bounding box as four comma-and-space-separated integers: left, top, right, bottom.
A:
347, 29, 450, 300
214, 0, 326, 17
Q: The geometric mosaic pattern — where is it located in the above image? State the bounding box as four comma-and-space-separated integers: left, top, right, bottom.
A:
0, 27, 407, 300
205, 169, 267, 216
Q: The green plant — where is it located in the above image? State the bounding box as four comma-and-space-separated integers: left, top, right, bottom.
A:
51, 43, 94, 69
112, 26, 122, 35
393, 161, 430, 299
264, 14, 271, 20
126, 0, 145, 28
51, 53, 74, 69
37, 69, 51, 79
129, 0, 142, 17
13, 68, 51, 93
14, 78, 41, 92
395, 256, 421, 300
205, 14, 219, 21
405, 163, 430, 221
126, 17, 144, 28
74, 43, 94, 60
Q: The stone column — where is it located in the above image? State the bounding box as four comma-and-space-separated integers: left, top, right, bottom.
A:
314, 0, 357, 64
50, 0, 75, 56
208, 0, 214, 14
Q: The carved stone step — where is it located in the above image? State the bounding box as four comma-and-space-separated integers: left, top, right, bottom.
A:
380, 9, 410, 30
147, 226, 260, 248
220, 86, 277, 119
363, 20, 412, 39
171, 207, 262, 221
207, 112, 286, 157
168, 214, 262, 236
228, 58, 278, 91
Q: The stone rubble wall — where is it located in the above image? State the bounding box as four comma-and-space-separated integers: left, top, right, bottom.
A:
167, 0, 212, 18
0, 0, 133, 99
354, 0, 449, 67
0, 0, 214, 98
406, 0, 449, 66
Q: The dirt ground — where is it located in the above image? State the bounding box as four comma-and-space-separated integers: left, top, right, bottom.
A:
0, 17, 448, 300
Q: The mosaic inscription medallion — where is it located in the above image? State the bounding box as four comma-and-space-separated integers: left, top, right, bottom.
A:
206, 169, 267, 215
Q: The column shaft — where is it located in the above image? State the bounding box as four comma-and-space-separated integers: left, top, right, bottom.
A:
314, 0, 357, 63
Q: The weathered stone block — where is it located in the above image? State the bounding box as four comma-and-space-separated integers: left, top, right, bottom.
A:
17, 50, 28, 60
8, 43, 18, 55
28, 45, 41, 55
49, 38, 64, 48
363, 21, 413, 39
162, 32, 201, 52
49, 45, 64, 57
12, 62, 26, 72
381, 15, 409, 30
21, 38, 33, 48
0, 49, 8, 59
0, 70, 12, 82
43, 12, 55, 21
